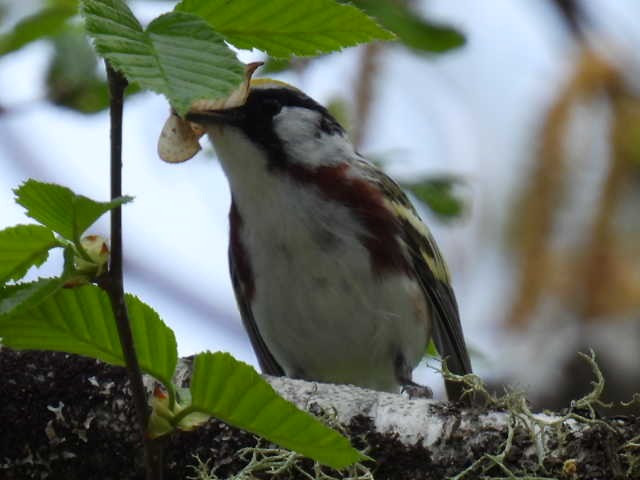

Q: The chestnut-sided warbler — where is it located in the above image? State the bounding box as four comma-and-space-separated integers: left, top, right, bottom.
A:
184, 78, 472, 402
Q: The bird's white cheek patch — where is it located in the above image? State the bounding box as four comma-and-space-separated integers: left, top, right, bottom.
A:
157, 62, 261, 163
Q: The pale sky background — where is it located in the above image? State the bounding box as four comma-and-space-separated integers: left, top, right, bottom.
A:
1, 0, 638, 397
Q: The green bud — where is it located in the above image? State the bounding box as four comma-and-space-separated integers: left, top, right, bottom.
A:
74, 235, 110, 275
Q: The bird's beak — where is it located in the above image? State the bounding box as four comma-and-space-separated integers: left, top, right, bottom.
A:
158, 62, 262, 163
184, 61, 262, 129
186, 106, 246, 128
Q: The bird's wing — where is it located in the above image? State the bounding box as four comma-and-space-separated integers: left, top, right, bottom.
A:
229, 245, 285, 377
361, 160, 473, 402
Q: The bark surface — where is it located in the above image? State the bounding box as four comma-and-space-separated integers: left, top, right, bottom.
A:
1, 349, 638, 479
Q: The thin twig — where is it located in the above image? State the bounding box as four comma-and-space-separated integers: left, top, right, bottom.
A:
352, 42, 381, 150
103, 62, 164, 480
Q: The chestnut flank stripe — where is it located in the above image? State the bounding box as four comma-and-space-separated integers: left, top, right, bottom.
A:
285, 163, 410, 276
229, 200, 255, 300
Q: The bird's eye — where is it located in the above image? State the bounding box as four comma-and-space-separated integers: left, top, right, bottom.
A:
261, 98, 282, 117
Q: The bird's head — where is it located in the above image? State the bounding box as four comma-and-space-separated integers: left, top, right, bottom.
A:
186, 79, 354, 174
159, 72, 387, 244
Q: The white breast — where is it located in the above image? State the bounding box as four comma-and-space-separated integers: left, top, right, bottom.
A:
210, 127, 430, 391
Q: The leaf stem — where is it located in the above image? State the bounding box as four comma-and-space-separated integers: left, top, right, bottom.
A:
73, 236, 93, 263
103, 62, 165, 480
167, 383, 177, 412
70, 200, 93, 262
171, 405, 199, 426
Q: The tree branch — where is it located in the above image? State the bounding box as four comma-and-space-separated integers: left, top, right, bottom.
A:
102, 62, 164, 480
1, 349, 637, 479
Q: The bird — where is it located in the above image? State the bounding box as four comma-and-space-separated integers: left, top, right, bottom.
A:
186, 78, 473, 402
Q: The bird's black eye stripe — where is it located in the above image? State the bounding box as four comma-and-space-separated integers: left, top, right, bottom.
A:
319, 114, 344, 136
239, 86, 346, 169
245, 88, 344, 134
261, 98, 282, 117
246, 88, 319, 112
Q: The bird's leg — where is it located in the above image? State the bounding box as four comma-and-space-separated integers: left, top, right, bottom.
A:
395, 353, 433, 399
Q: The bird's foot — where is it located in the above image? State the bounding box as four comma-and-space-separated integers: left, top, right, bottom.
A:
401, 381, 433, 399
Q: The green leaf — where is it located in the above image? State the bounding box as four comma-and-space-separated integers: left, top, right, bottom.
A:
47, 36, 109, 113
14, 180, 132, 241
81, 0, 245, 115
0, 2, 78, 56
424, 339, 438, 358
176, 0, 395, 58
260, 57, 293, 74
126, 294, 178, 388
403, 177, 465, 219
0, 284, 122, 363
354, 0, 465, 53
190, 352, 364, 468
46, 28, 142, 113
0, 285, 178, 388
0, 225, 59, 284
0, 278, 65, 317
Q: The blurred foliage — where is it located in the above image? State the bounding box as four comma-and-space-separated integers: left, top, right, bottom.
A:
0, 0, 464, 116
0, 0, 78, 56
325, 97, 352, 133
46, 28, 142, 113
1, 1, 143, 113
0, 0, 467, 219
403, 176, 465, 220
46, 29, 128, 113
353, 0, 465, 53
